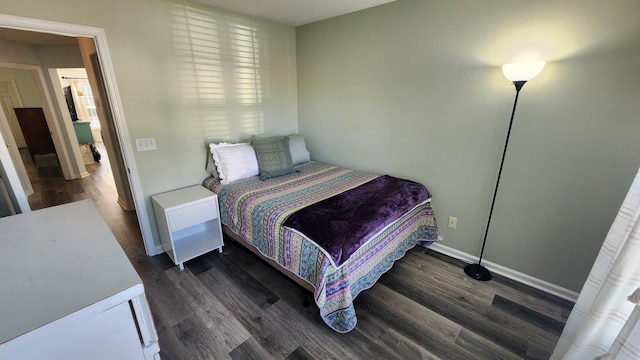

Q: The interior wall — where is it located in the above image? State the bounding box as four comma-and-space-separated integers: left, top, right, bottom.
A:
36, 45, 84, 69
0, 38, 39, 64
2, 0, 298, 248
0, 67, 41, 106
296, 0, 640, 292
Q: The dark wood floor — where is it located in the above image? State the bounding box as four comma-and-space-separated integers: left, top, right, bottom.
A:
23, 145, 573, 360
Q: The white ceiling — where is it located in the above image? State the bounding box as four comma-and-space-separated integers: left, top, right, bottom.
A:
189, 0, 397, 26
0, 0, 396, 45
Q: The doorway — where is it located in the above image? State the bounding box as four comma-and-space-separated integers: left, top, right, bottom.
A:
0, 53, 114, 204
0, 14, 157, 256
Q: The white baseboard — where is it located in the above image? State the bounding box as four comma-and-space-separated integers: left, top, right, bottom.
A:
151, 245, 164, 257
117, 197, 133, 211
428, 243, 578, 303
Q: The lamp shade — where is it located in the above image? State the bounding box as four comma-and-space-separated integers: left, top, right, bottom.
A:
502, 61, 545, 82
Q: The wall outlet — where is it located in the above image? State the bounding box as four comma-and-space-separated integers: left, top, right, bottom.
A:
448, 216, 458, 229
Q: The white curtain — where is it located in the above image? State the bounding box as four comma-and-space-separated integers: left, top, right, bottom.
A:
552, 167, 640, 359
601, 289, 640, 359
69, 80, 91, 122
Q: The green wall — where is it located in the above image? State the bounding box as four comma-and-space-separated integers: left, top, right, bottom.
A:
296, 0, 640, 292
4, 0, 639, 292
2, 0, 298, 249
0, 67, 41, 106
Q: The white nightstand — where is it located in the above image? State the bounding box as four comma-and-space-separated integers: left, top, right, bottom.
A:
152, 185, 224, 270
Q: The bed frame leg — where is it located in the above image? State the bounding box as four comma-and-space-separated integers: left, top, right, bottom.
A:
302, 290, 311, 308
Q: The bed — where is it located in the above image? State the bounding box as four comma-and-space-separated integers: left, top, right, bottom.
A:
202, 141, 440, 332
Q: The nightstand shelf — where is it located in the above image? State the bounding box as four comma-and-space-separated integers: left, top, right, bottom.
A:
152, 185, 224, 270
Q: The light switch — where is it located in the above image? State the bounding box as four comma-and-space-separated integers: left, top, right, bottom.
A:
135, 137, 157, 151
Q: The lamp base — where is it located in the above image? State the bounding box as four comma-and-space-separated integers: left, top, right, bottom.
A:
464, 263, 492, 281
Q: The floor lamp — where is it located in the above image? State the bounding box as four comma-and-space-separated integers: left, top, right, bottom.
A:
464, 61, 546, 281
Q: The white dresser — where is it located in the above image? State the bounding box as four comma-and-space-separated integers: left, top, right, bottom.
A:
0, 200, 160, 359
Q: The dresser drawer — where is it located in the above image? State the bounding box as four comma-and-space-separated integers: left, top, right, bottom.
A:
167, 198, 218, 231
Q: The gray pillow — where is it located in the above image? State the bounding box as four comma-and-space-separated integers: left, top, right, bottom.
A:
251, 136, 295, 180
205, 149, 219, 179
286, 134, 311, 165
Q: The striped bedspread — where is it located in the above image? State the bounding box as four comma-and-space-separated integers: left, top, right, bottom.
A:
203, 161, 440, 332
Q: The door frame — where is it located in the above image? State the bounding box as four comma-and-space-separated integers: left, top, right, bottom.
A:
0, 13, 157, 256
0, 79, 33, 196
0, 79, 26, 148
0, 109, 30, 212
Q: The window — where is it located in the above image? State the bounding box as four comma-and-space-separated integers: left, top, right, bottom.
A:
172, 5, 266, 139
80, 85, 100, 128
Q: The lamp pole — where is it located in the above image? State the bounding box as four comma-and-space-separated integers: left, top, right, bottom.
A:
464, 80, 527, 281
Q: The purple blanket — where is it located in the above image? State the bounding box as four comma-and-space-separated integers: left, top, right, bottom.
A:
283, 175, 431, 266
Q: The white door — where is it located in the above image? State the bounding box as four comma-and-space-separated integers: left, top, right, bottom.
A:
0, 80, 26, 148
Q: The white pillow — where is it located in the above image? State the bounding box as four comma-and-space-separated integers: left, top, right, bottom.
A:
209, 143, 259, 184
286, 134, 311, 165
